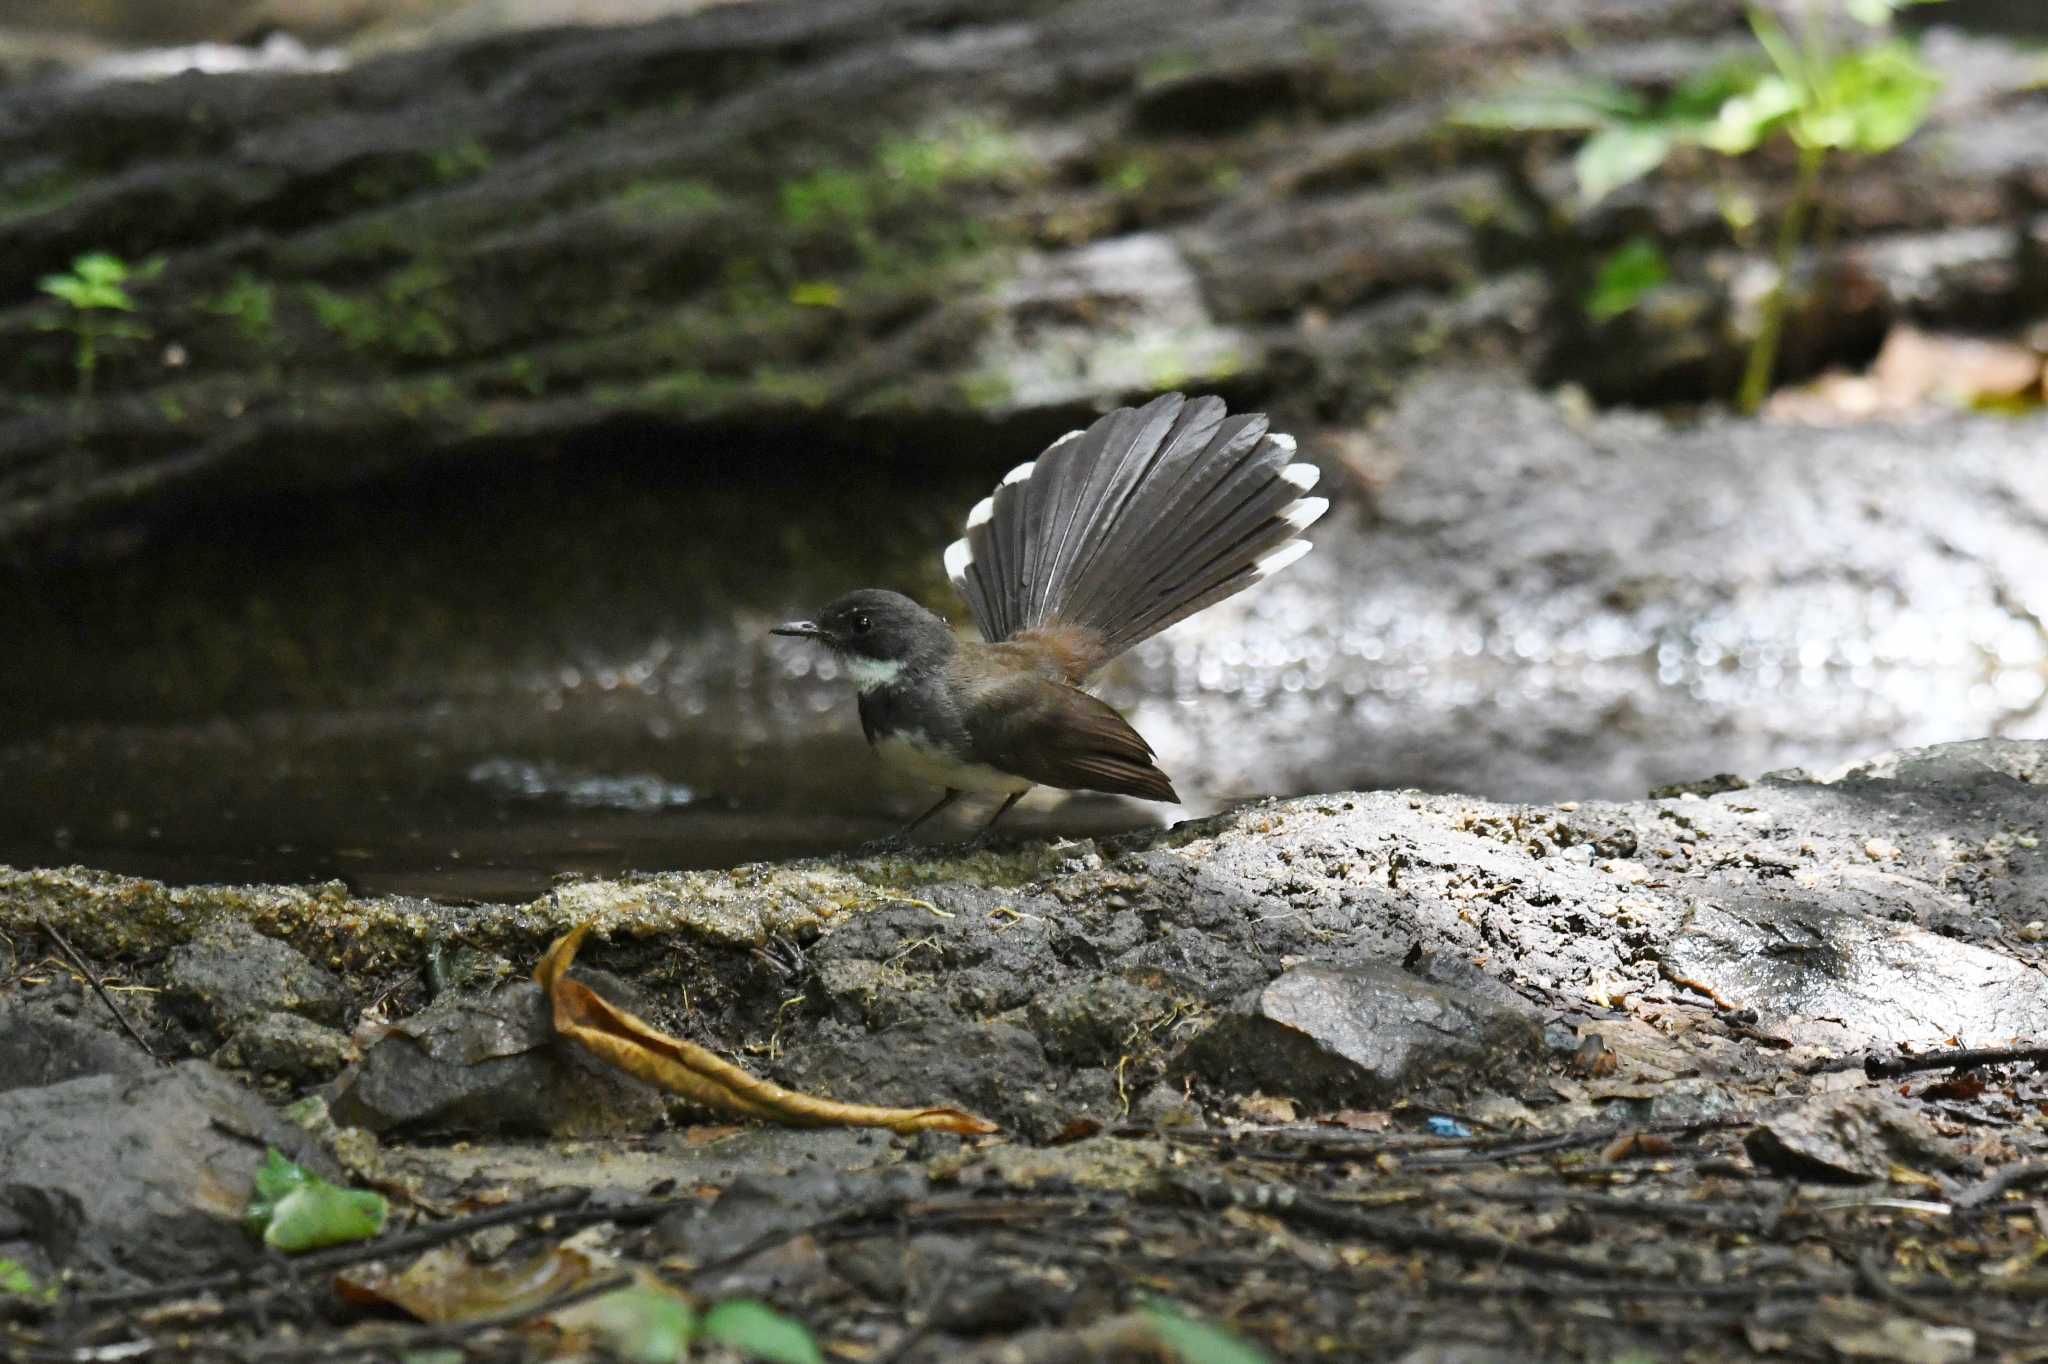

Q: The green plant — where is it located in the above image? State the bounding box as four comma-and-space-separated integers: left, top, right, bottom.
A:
244, 1149, 388, 1253
577, 1285, 823, 1364
1142, 1300, 1270, 1364
37, 251, 162, 398
207, 273, 277, 342
1457, 0, 1943, 409
0, 1258, 56, 1304
1586, 237, 1672, 322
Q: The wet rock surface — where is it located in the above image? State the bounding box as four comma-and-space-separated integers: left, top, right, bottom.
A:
0, 1061, 335, 1284
330, 981, 667, 1137
1175, 964, 1548, 1107
2, 0, 2046, 891
163, 918, 347, 1030
0, 738, 2043, 1356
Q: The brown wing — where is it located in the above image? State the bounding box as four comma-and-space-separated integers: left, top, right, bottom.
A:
955, 668, 1179, 803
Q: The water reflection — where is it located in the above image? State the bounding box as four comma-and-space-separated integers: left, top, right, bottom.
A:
1, 398, 2042, 900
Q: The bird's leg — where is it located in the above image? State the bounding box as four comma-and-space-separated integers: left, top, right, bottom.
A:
904, 788, 964, 836
964, 789, 1030, 848
984, 789, 1028, 831
858, 788, 962, 854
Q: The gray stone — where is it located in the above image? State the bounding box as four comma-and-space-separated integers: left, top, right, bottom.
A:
0, 997, 155, 1091
0, 1061, 336, 1284
219, 1010, 357, 1082
1744, 1091, 1985, 1184
1173, 963, 1547, 1107
327, 981, 664, 1138
163, 920, 346, 1030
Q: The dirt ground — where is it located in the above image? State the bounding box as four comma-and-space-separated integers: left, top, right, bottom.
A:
3, 739, 2045, 1361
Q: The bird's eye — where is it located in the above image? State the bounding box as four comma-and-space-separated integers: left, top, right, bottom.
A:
852, 613, 871, 634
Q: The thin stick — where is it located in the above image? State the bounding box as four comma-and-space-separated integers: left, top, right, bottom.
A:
38, 916, 163, 1066
1864, 1044, 2048, 1080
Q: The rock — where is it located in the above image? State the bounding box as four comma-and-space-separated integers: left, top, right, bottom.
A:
218, 1010, 357, 1082
1173, 964, 1547, 1107
328, 980, 665, 1137
1026, 975, 1176, 1068
163, 919, 346, 1031
0, 1061, 336, 1284
0, 995, 156, 1091
655, 1165, 929, 1265
1743, 1091, 1989, 1184
2, 0, 2045, 564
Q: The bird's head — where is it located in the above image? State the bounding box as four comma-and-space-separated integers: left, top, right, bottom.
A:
772, 589, 953, 687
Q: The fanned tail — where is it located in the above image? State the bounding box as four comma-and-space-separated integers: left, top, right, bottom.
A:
943, 393, 1327, 670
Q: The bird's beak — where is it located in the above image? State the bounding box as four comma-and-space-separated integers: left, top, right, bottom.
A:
772, 619, 828, 642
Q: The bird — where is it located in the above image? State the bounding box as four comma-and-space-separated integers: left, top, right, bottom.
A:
772, 392, 1329, 841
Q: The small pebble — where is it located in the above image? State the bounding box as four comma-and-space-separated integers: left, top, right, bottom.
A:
1864, 838, 1899, 861
2020, 921, 2046, 943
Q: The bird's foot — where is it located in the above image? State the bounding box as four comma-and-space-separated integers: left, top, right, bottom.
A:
751, 934, 809, 982
854, 833, 910, 857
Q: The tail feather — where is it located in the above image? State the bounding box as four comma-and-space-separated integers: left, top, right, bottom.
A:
944, 393, 1327, 669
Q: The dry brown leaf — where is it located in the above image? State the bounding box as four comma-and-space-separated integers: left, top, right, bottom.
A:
534, 925, 997, 1135
336, 1243, 597, 1323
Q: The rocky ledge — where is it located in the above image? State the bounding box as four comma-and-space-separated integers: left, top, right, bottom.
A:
1, 738, 2043, 1358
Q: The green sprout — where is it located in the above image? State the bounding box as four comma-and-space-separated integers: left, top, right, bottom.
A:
37, 251, 163, 398
1457, 0, 1943, 410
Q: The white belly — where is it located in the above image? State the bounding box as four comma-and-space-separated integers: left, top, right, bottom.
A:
873, 732, 1034, 795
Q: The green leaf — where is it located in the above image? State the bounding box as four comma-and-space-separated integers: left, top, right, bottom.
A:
1573, 124, 1673, 204
245, 1149, 387, 1253
0, 1258, 55, 1303
1845, 0, 1947, 24
788, 282, 843, 308
580, 1286, 697, 1364
1796, 40, 1940, 152
1584, 237, 1671, 322
251, 1148, 309, 1204
72, 253, 129, 286
1452, 77, 1648, 132
1746, 6, 1809, 91
700, 1300, 824, 1364
1698, 73, 1800, 153
1142, 1302, 1270, 1364
1662, 59, 1769, 127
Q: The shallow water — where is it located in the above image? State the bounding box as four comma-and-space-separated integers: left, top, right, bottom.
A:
4, 388, 2042, 901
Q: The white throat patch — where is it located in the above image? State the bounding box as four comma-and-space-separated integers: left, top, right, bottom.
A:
843, 655, 903, 693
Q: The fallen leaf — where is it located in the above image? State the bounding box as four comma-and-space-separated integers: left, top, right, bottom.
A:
1602, 1131, 1677, 1162
552, 1278, 696, 1364
1319, 1109, 1392, 1132
338, 1243, 597, 1323
1236, 1094, 1297, 1125
535, 925, 997, 1135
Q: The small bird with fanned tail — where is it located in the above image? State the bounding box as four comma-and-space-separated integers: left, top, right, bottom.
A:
773, 392, 1329, 841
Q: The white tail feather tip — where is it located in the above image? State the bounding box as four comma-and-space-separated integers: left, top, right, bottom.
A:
1253, 539, 1313, 580
943, 538, 973, 586
966, 495, 995, 530
1280, 461, 1320, 491
1046, 429, 1084, 452
1002, 461, 1036, 485
1269, 432, 1297, 453
1283, 496, 1329, 531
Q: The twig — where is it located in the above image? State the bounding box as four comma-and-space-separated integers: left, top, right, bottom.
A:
1863, 1044, 2048, 1080
38, 917, 164, 1066
1161, 1176, 1654, 1281
1953, 1159, 2048, 1212
68, 1187, 597, 1313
